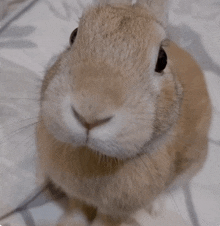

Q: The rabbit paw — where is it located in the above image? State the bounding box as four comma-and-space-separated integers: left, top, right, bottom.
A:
144, 197, 165, 217
91, 213, 139, 226
57, 211, 89, 226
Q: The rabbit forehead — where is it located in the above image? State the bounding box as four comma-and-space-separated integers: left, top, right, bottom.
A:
70, 62, 126, 108
74, 4, 166, 68
80, 4, 166, 45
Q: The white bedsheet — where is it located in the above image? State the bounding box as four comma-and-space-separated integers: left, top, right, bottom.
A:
0, 0, 220, 225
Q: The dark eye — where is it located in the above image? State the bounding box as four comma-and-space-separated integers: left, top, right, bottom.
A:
69, 28, 78, 45
155, 47, 167, 73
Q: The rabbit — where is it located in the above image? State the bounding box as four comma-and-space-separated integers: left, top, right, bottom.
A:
36, 0, 212, 225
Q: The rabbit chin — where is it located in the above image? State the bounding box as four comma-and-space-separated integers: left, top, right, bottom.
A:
62, 127, 149, 160
69, 138, 146, 160
42, 95, 154, 159
45, 118, 151, 160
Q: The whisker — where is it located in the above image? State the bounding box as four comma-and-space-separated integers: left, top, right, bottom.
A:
0, 97, 40, 102
2, 117, 39, 128
20, 131, 37, 148
9, 132, 37, 162
0, 121, 38, 146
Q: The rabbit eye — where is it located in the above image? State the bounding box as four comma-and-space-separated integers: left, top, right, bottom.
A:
69, 28, 78, 45
155, 47, 167, 73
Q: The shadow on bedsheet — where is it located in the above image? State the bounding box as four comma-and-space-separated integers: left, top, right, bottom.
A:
0, 25, 37, 48
169, 24, 220, 76
0, 23, 219, 76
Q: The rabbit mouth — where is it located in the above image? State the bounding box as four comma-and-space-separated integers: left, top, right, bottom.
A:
74, 129, 146, 160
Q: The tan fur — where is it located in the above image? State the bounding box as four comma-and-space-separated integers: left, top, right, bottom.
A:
36, 2, 211, 226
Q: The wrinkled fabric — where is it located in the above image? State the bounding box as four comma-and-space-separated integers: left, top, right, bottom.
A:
0, 0, 219, 225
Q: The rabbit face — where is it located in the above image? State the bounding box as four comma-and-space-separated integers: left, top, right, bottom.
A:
41, 4, 182, 159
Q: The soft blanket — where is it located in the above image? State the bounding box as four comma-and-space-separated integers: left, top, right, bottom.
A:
0, 0, 220, 225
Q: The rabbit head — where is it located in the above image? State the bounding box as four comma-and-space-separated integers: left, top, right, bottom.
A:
40, 0, 183, 160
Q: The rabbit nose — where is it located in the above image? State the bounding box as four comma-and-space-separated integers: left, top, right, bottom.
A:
72, 107, 113, 130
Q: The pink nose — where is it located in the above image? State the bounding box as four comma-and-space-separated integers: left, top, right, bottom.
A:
72, 106, 113, 130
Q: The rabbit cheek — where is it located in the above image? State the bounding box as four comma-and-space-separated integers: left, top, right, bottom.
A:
41, 98, 85, 145
41, 79, 87, 145
61, 95, 88, 145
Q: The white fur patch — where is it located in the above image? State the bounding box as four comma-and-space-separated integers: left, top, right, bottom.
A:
133, 208, 190, 226
90, 111, 124, 141
61, 95, 87, 144
59, 211, 89, 226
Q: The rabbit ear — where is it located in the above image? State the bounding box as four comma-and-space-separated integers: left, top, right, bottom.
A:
108, 0, 133, 4
93, 0, 133, 5
136, 0, 170, 27
93, 0, 107, 4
